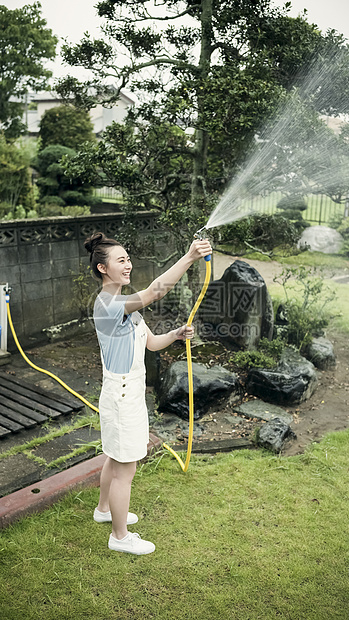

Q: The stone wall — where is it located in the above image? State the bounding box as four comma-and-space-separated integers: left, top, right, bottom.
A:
0, 212, 163, 349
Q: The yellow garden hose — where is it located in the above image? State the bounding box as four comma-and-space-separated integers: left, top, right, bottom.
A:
163, 256, 212, 472
5, 250, 211, 472
5, 295, 99, 413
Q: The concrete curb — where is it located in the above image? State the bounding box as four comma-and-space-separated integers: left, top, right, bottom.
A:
0, 433, 162, 529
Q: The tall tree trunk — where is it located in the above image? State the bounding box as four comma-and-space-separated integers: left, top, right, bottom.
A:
191, 0, 213, 216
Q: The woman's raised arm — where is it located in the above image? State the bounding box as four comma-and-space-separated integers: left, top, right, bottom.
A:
124, 239, 211, 315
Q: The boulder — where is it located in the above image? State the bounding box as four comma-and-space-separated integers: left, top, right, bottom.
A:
145, 349, 160, 386
198, 260, 274, 349
304, 337, 336, 370
257, 418, 296, 453
157, 361, 240, 420
233, 399, 293, 425
298, 225, 344, 254
246, 347, 318, 405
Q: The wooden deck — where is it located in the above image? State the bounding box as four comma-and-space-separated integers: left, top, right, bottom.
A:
0, 372, 85, 438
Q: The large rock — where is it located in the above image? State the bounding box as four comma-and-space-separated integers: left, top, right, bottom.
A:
246, 347, 318, 405
145, 349, 160, 386
157, 361, 240, 419
257, 418, 296, 453
298, 225, 344, 254
234, 399, 293, 425
198, 260, 274, 349
304, 337, 336, 370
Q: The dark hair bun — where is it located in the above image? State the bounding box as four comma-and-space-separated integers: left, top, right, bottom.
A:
84, 232, 106, 254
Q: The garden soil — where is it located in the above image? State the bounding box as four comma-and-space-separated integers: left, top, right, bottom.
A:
212, 254, 349, 456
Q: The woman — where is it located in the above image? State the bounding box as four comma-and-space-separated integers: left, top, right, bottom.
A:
84, 232, 212, 555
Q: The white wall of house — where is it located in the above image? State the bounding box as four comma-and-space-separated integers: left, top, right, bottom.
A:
25, 90, 134, 137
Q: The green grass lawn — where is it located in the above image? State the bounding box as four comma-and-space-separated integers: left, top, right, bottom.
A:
1, 431, 349, 620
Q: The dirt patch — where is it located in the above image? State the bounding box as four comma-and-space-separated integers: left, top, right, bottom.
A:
281, 330, 349, 455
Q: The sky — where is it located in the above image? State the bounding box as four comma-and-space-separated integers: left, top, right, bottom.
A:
3, 0, 349, 81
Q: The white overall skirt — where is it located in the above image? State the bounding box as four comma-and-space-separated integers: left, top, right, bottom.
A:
98, 319, 149, 462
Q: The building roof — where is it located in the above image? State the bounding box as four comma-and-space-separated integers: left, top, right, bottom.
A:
31, 89, 135, 106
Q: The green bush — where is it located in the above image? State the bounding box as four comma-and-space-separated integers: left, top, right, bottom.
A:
0, 201, 12, 219
61, 190, 87, 206
230, 349, 277, 369
328, 213, 346, 230
277, 194, 307, 211
26, 209, 39, 219
84, 195, 104, 208
276, 194, 308, 232
42, 195, 66, 207
280, 302, 329, 348
278, 208, 303, 221
258, 336, 285, 358
0, 135, 37, 216
33, 144, 94, 207
273, 266, 336, 350
63, 205, 91, 217
39, 105, 96, 150
229, 337, 285, 370
220, 213, 301, 252
336, 216, 349, 235
2, 204, 26, 220
328, 215, 349, 256
37, 203, 90, 217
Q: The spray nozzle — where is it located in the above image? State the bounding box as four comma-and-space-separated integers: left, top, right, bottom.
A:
194, 227, 211, 261
194, 226, 207, 240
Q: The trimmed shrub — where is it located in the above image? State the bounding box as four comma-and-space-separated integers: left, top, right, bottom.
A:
277, 195, 307, 211
42, 195, 65, 207
336, 216, 349, 256
220, 213, 301, 252
276, 194, 308, 232
61, 190, 87, 206
32, 144, 94, 207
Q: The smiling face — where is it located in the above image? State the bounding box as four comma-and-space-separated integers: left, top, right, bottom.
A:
97, 245, 132, 291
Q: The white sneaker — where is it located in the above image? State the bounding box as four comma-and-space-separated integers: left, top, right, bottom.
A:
93, 508, 138, 525
108, 532, 155, 555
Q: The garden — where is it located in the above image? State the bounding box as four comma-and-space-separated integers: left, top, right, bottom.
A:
1, 1, 349, 618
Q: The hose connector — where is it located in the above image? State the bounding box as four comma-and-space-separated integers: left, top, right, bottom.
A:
3, 284, 11, 303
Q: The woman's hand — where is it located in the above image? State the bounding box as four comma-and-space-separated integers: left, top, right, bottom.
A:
187, 239, 212, 262
176, 324, 195, 340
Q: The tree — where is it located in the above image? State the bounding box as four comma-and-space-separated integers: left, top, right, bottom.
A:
32, 144, 95, 207
57, 2, 332, 221
0, 2, 57, 140
0, 135, 35, 213
39, 105, 96, 150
